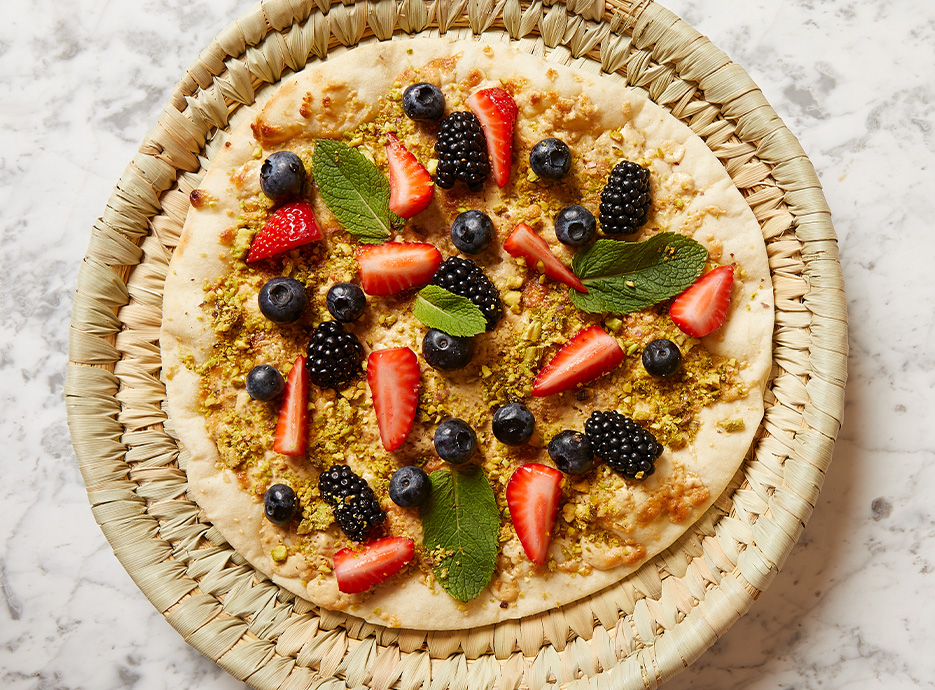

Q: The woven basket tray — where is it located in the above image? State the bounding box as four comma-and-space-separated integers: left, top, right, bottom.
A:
66, 0, 847, 687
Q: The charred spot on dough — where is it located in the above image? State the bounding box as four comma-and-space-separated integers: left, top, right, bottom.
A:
251, 120, 287, 147
300, 92, 314, 119
190, 188, 208, 209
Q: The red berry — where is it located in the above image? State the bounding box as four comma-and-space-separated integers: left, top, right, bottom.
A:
386, 133, 434, 219
367, 347, 421, 451
669, 265, 735, 337
333, 536, 415, 594
467, 88, 518, 188
503, 222, 588, 293
506, 463, 563, 565
356, 242, 442, 296
247, 201, 322, 262
273, 356, 308, 456
532, 325, 624, 397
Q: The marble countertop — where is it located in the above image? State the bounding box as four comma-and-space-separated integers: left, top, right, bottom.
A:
2, 0, 932, 688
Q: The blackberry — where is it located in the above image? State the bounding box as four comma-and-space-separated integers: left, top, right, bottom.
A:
306, 321, 363, 389
584, 410, 663, 480
318, 464, 386, 542
598, 160, 652, 235
434, 111, 490, 191
431, 257, 502, 330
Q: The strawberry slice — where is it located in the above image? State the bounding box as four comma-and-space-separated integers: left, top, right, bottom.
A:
273, 355, 309, 456
532, 325, 624, 397
247, 200, 323, 262
333, 536, 415, 594
356, 242, 442, 296
669, 264, 735, 337
503, 222, 588, 293
386, 133, 434, 219
367, 347, 421, 451
506, 463, 563, 566
467, 88, 518, 188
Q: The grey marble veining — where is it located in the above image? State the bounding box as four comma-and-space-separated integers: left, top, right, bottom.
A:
2, 0, 933, 688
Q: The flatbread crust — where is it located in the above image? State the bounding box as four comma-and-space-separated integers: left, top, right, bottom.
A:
161, 39, 773, 629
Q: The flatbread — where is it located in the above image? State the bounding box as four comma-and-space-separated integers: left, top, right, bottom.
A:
161, 38, 773, 630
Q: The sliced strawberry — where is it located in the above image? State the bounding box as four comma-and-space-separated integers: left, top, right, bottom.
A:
506, 463, 563, 566
669, 264, 735, 337
247, 200, 322, 262
333, 536, 415, 594
532, 325, 624, 397
367, 347, 421, 451
385, 133, 434, 219
467, 88, 518, 188
273, 356, 308, 456
356, 242, 442, 296
503, 222, 588, 293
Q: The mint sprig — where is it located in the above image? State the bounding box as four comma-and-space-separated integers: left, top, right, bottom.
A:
312, 139, 393, 244
569, 233, 708, 314
420, 467, 500, 602
412, 285, 487, 337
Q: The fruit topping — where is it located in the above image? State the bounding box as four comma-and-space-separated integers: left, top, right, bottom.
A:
434, 111, 490, 191
506, 463, 563, 565
247, 200, 323, 262
325, 282, 367, 323
356, 242, 442, 296
273, 356, 309, 456
532, 325, 624, 397
450, 210, 495, 255
492, 402, 535, 446
554, 205, 597, 247
385, 133, 434, 219
246, 364, 285, 401
529, 138, 571, 180
319, 464, 387, 542
259, 151, 307, 202
388, 466, 431, 507
306, 321, 364, 390
434, 418, 478, 464
333, 536, 415, 593
431, 257, 502, 330
402, 82, 445, 122
421, 328, 474, 371
258, 276, 308, 323
503, 222, 588, 293
669, 264, 734, 338
584, 410, 662, 480
547, 430, 594, 475
263, 483, 299, 525
642, 338, 682, 377
367, 347, 421, 451
598, 160, 651, 235
466, 87, 518, 188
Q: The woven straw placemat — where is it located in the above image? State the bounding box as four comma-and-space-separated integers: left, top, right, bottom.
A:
66, 0, 847, 687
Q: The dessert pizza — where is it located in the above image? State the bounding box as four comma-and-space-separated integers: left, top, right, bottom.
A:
160, 38, 774, 629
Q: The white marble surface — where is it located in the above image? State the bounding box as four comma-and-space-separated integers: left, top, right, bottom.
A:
1, 0, 932, 687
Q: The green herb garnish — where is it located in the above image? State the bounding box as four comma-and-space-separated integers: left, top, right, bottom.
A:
412, 285, 487, 337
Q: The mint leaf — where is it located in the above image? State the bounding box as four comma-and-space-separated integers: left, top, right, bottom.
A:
312, 139, 392, 244
421, 467, 500, 602
412, 285, 487, 337
570, 233, 708, 314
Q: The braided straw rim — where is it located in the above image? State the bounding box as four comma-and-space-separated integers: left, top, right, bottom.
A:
66, 0, 847, 687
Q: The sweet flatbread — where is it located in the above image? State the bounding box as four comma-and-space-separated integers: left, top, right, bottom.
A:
161, 38, 773, 629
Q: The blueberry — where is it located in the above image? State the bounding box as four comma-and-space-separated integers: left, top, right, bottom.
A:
554, 205, 597, 247
263, 483, 299, 525
492, 402, 535, 445
326, 282, 366, 322
422, 329, 474, 371
450, 210, 494, 254
260, 151, 306, 202
529, 138, 572, 180
547, 430, 594, 475
402, 82, 445, 122
258, 276, 307, 323
434, 418, 478, 464
642, 338, 682, 378
246, 364, 285, 401
389, 465, 431, 507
